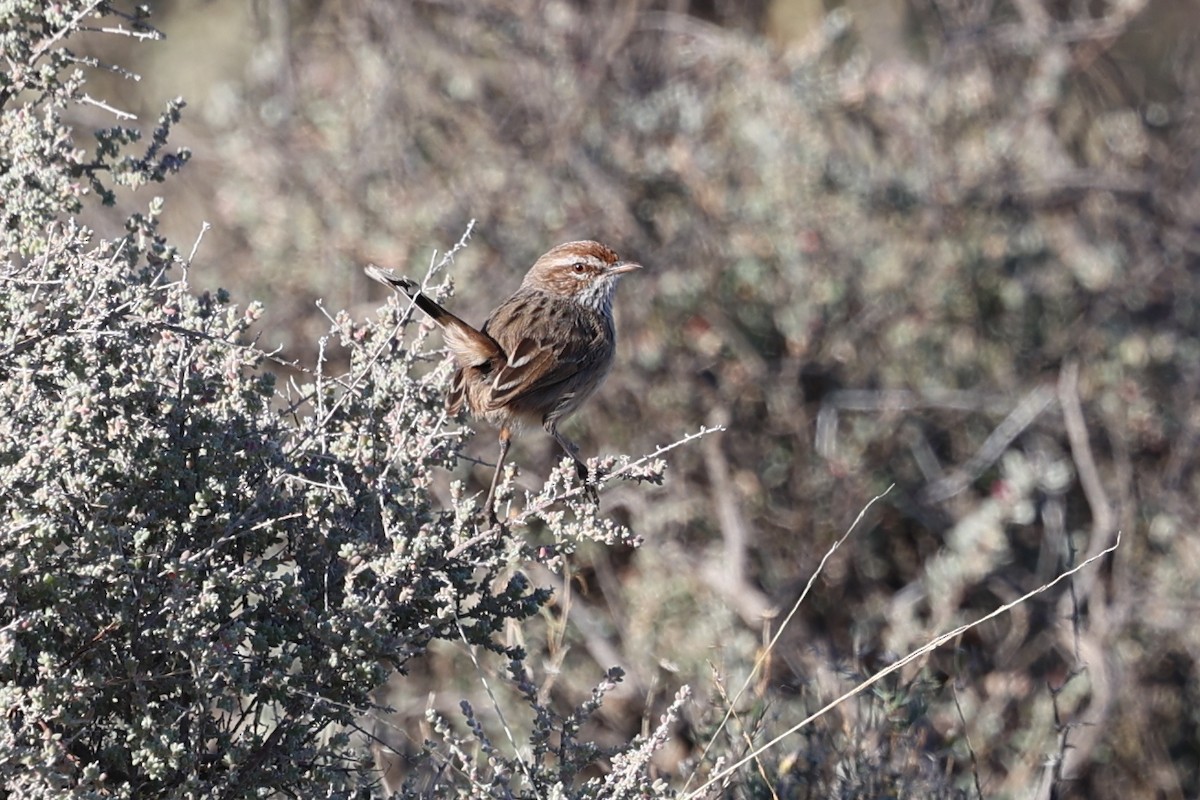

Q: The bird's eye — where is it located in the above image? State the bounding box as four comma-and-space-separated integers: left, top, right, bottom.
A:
572, 262, 587, 273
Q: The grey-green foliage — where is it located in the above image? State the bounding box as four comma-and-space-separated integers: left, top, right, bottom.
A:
0, 4, 188, 255
0, 4, 673, 797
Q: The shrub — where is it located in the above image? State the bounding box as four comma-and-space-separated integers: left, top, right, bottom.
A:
0, 5, 679, 796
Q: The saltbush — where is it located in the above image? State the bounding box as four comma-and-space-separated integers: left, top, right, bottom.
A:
0, 5, 679, 796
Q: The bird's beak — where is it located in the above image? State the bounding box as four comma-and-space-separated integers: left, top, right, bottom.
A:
608, 261, 643, 276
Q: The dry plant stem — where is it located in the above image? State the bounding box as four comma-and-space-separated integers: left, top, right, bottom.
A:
921, 383, 1057, 502
701, 406, 771, 624
951, 683, 985, 800
685, 485, 893, 793
153, 231, 475, 563
538, 561, 574, 702
815, 388, 1015, 460
27, 0, 103, 62
1040, 667, 1078, 800
1058, 361, 1117, 580
455, 621, 535, 789
80, 93, 136, 119
1006, 0, 1146, 52
1036, 361, 1118, 796
185, 221, 211, 272
528, 563, 639, 695
709, 666, 779, 800
287, 221, 476, 462
446, 425, 725, 557
684, 532, 1122, 799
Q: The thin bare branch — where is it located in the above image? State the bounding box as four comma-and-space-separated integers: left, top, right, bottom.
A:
685, 532, 1121, 798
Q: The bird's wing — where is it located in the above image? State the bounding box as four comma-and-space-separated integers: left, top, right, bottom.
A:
487, 334, 586, 409
483, 298, 606, 414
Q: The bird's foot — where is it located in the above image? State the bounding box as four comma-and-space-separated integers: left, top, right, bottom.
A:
576, 461, 601, 506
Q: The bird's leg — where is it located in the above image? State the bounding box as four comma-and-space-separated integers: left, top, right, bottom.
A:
484, 426, 512, 524
548, 425, 599, 505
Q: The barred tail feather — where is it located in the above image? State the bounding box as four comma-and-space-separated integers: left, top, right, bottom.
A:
365, 264, 504, 370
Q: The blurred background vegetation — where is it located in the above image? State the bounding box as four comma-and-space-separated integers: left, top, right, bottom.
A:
76, 0, 1200, 796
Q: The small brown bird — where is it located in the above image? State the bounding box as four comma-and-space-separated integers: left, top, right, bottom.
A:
366, 240, 641, 521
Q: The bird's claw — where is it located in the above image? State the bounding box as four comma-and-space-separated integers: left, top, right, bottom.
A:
577, 462, 601, 506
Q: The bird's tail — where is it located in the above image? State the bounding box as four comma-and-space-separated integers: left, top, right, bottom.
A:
364, 264, 502, 369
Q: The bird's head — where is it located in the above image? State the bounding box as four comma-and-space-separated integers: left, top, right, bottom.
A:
522, 240, 642, 313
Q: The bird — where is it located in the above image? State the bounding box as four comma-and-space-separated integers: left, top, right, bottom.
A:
365, 240, 642, 522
